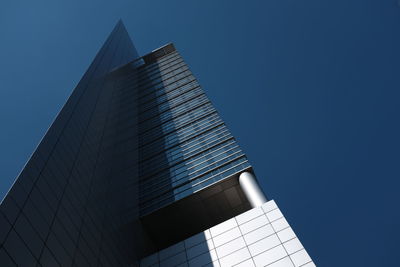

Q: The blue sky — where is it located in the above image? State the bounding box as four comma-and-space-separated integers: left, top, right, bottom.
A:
1, 1, 400, 266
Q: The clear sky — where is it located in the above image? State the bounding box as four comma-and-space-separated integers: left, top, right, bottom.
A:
1, 0, 399, 266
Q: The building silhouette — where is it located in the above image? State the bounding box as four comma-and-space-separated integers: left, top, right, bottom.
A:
0, 21, 314, 267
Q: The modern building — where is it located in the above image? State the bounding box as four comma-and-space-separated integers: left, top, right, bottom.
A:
0, 21, 315, 267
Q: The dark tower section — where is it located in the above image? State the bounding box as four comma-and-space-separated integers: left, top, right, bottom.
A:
0, 21, 139, 266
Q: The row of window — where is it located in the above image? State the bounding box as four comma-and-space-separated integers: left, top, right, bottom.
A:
138, 114, 222, 177
112, 76, 198, 119
139, 140, 239, 195
136, 72, 194, 101
138, 98, 211, 136
135, 56, 183, 84
134, 51, 179, 75
139, 135, 236, 184
176, 161, 251, 200
114, 55, 188, 99
139, 158, 250, 215
115, 74, 196, 114
141, 144, 242, 196
136, 75, 197, 104
139, 113, 221, 154
137, 73, 196, 103
105, 92, 208, 143
139, 121, 226, 160
139, 124, 229, 166
136, 61, 187, 88
139, 140, 240, 193
138, 104, 215, 144
138, 69, 192, 98
138, 92, 207, 125
170, 153, 246, 194
187, 144, 242, 173
138, 87, 203, 117
105, 116, 220, 164
139, 112, 219, 157
136, 65, 189, 94
138, 81, 199, 109
135, 52, 180, 76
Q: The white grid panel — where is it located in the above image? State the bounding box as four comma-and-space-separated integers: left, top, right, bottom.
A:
140, 200, 315, 267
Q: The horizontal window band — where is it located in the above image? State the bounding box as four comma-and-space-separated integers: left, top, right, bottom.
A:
138, 126, 230, 164
116, 118, 222, 158
138, 81, 199, 107
138, 112, 219, 149
137, 100, 212, 134
137, 69, 192, 95
105, 102, 216, 141
136, 63, 189, 89
140, 161, 251, 214
135, 52, 180, 74
137, 92, 207, 123
137, 87, 203, 116
138, 103, 215, 137
138, 137, 237, 182
114, 64, 193, 98
139, 156, 248, 204
121, 55, 183, 86
138, 158, 250, 213
139, 140, 241, 186
136, 52, 180, 74
138, 122, 226, 160
136, 75, 197, 101
139, 142, 240, 193
114, 77, 198, 110
135, 57, 184, 84
108, 80, 200, 120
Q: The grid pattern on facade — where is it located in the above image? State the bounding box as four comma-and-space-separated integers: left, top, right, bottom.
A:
0, 21, 139, 266
140, 200, 315, 267
129, 47, 252, 216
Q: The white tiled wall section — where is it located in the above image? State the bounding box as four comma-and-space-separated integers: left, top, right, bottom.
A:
140, 200, 315, 267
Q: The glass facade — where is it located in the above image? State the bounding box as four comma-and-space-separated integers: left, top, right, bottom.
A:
129, 46, 252, 216
0, 21, 254, 266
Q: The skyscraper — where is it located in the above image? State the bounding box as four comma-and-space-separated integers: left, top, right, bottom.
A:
0, 21, 315, 267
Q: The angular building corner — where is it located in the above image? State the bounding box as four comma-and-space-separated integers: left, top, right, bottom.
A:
0, 21, 315, 267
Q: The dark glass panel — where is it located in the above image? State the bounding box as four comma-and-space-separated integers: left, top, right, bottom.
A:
3, 230, 36, 266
